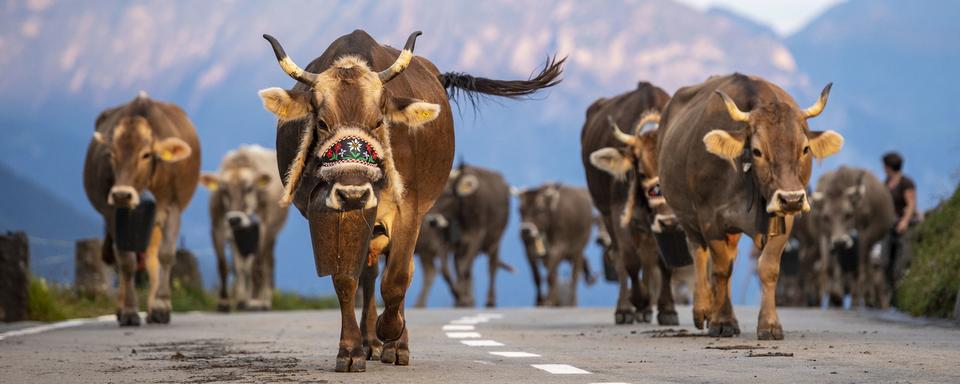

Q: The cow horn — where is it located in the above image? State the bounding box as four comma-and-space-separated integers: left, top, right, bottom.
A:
378, 31, 422, 83
716, 90, 750, 122
803, 83, 833, 118
608, 115, 638, 146
263, 34, 321, 86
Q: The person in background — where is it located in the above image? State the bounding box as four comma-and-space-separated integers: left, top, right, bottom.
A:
882, 151, 918, 304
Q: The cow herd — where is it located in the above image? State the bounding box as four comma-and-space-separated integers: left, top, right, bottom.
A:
80, 29, 903, 373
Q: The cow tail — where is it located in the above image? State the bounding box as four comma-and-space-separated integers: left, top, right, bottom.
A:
438, 56, 565, 109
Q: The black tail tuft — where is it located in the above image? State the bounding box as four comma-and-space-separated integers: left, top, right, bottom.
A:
439, 55, 566, 109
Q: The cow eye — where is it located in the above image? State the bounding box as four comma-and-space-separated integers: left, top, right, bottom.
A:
752, 148, 763, 158
141, 152, 151, 160
803, 146, 811, 155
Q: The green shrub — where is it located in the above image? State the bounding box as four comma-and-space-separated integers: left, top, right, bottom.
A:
272, 290, 339, 310
897, 185, 960, 318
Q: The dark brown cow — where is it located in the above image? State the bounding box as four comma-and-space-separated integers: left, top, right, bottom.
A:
657, 73, 843, 339
581, 81, 680, 325
412, 206, 458, 308
515, 183, 596, 306
257, 30, 562, 372
83, 92, 200, 326
432, 164, 513, 308
812, 166, 895, 308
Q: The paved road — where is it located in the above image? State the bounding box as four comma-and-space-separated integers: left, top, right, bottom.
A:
1, 306, 958, 383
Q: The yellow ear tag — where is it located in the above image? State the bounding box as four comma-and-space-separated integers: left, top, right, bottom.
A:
161, 151, 173, 161
419, 110, 431, 119
207, 183, 218, 191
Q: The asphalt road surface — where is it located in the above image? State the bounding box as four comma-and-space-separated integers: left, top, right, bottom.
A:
1, 306, 958, 383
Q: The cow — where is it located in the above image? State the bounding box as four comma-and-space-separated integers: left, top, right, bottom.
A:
581, 81, 681, 325
515, 183, 596, 306
811, 166, 895, 308
199, 145, 290, 311
657, 73, 843, 339
412, 208, 458, 308
432, 164, 514, 308
257, 30, 562, 372
83, 92, 200, 326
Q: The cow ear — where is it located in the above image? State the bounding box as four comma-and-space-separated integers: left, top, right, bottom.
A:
385, 97, 440, 128
808, 130, 844, 159
199, 173, 219, 191
589, 147, 634, 181
456, 174, 479, 196
703, 130, 745, 161
154, 137, 192, 162
93, 131, 106, 144
258, 87, 313, 121
256, 173, 272, 188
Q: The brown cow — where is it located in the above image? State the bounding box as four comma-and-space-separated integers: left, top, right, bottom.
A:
412, 208, 458, 308
657, 73, 843, 339
432, 164, 513, 308
83, 92, 200, 326
581, 82, 680, 325
257, 30, 562, 372
199, 145, 290, 311
515, 183, 596, 306
811, 166, 896, 308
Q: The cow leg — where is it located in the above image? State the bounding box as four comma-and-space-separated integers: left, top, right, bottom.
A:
484, 245, 501, 308
581, 252, 597, 285
525, 245, 544, 306
656, 259, 679, 326
211, 225, 230, 312
543, 250, 562, 306
143, 223, 165, 324
453, 242, 480, 307
757, 220, 793, 340
856, 240, 874, 308
115, 247, 140, 326
232, 243, 253, 311
332, 272, 365, 372
360, 260, 382, 360
414, 252, 436, 308
570, 252, 583, 306
628, 253, 651, 323
377, 214, 420, 366
690, 240, 712, 330
250, 234, 277, 311
705, 235, 739, 337
605, 216, 635, 324
148, 208, 180, 324
438, 250, 459, 303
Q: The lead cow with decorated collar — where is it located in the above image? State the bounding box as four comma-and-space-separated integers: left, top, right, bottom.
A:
257, 29, 563, 372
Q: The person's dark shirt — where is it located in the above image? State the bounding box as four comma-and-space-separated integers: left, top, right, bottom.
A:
887, 175, 916, 220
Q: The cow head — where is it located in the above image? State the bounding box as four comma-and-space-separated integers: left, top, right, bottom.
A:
704, 84, 844, 216
93, 114, 192, 208
514, 184, 562, 257
589, 112, 677, 233
812, 172, 866, 250
257, 32, 440, 212
199, 168, 272, 229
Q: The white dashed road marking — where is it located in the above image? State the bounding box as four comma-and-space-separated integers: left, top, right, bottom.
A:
446, 332, 482, 339
461, 339, 505, 347
442, 324, 475, 331
531, 364, 592, 374
489, 351, 541, 357
0, 312, 124, 341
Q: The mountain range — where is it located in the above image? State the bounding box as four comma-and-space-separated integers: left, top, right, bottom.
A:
1, 0, 957, 306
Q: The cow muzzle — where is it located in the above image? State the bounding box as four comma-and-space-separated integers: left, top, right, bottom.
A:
766, 189, 809, 214
108, 186, 140, 208
226, 211, 251, 229
520, 222, 547, 257
325, 182, 377, 210
831, 233, 855, 250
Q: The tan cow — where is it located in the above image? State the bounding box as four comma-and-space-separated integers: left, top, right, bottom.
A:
199, 145, 289, 311
83, 92, 200, 326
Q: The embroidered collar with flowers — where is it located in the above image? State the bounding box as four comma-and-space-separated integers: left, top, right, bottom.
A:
316, 128, 385, 182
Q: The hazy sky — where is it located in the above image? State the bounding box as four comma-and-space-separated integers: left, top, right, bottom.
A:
676, 0, 845, 35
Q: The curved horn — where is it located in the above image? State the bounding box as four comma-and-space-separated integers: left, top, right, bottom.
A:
715, 90, 750, 122
263, 34, 320, 85
608, 115, 638, 146
803, 82, 833, 118
378, 31, 422, 83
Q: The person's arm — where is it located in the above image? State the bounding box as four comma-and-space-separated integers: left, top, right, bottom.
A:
896, 188, 916, 234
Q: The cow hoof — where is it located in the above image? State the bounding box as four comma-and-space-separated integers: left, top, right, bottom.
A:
657, 310, 679, 326
147, 309, 171, 324
692, 307, 709, 330
216, 302, 231, 313
380, 340, 410, 366
364, 340, 383, 361
335, 348, 366, 372
614, 310, 635, 325
757, 325, 784, 340
708, 319, 740, 337
637, 309, 653, 323
117, 311, 141, 327
236, 301, 248, 311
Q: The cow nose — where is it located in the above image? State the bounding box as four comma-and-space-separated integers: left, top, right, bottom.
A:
228, 216, 243, 228
112, 191, 132, 204
777, 191, 806, 212
336, 188, 370, 210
